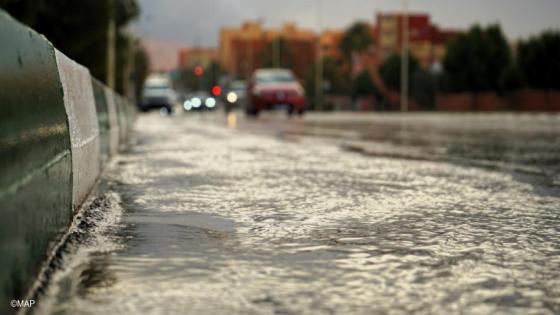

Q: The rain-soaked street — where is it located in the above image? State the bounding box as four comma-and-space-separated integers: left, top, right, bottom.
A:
38, 112, 560, 315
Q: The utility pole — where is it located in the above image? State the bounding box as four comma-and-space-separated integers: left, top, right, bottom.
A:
315, 0, 323, 111
273, 36, 280, 68
400, 0, 409, 112
123, 34, 135, 100
245, 38, 252, 79
106, 0, 116, 90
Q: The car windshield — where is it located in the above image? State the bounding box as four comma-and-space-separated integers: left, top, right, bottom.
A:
143, 85, 171, 97
255, 71, 295, 83
230, 81, 247, 90
145, 85, 169, 91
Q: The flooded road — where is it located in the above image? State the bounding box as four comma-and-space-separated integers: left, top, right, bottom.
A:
38, 112, 560, 315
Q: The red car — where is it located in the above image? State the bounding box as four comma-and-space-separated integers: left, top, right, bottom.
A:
246, 68, 306, 116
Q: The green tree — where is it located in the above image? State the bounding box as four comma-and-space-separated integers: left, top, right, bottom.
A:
352, 70, 378, 97
0, 0, 141, 94
305, 57, 351, 96
443, 24, 512, 93
204, 61, 225, 88
177, 61, 224, 92
133, 43, 150, 101
410, 69, 437, 109
379, 53, 437, 109
379, 53, 420, 93
177, 66, 200, 91
517, 31, 560, 90
304, 57, 352, 110
339, 22, 373, 61
501, 64, 525, 92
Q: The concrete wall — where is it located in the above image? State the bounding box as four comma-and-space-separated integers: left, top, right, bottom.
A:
0, 10, 135, 314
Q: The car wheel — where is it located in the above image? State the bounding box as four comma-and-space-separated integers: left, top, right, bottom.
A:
245, 108, 259, 117
287, 105, 294, 117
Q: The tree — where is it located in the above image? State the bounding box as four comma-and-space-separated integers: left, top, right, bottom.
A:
305, 57, 351, 97
443, 24, 512, 93
177, 61, 224, 92
339, 22, 373, 61
353, 70, 378, 97
379, 53, 437, 109
304, 57, 351, 110
133, 43, 150, 101
410, 69, 437, 109
379, 53, 420, 93
0, 0, 141, 94
501, 64, 525, 92
517, 31, 560, 90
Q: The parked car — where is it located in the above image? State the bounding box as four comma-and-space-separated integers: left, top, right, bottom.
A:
139, 76, 177, 113
246, 68, 305, 116
224, 80, 247, 112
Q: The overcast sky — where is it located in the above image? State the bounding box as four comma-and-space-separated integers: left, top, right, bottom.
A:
133, 0, 560, 47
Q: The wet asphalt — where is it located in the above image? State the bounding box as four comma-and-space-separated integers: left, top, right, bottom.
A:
38, 110, 560, 315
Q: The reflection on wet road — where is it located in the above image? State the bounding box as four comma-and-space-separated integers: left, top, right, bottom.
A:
40, 112, 560, 314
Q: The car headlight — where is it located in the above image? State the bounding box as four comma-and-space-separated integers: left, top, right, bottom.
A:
191, 97, 202, 108
205, 97, 216, 108
227, 92, 238, 103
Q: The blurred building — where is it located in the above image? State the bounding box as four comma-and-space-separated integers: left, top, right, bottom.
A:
320, 30, 344, 60
373, 12, 459, 67
220, 21, 262, 77
177, 47, 218, 69
219, 21, 317, 79
218, 14, 458, 81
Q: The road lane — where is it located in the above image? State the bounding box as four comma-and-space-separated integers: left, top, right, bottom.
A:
39, 112, 560, 315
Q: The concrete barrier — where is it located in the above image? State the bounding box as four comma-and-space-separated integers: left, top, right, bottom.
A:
0, 10, 135, 313
0, 11, 73, 312
92, 79, 111, 166
114, 94, 135, 152
104, 86, 121, 157
56, 50, 101, 210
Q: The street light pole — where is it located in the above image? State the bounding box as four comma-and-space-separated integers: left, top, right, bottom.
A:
400, 0, 409, 112
315, 0, 323, 111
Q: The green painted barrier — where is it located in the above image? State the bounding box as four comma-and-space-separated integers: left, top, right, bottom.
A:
0, 9, 136, 314
0, 10, 72, 314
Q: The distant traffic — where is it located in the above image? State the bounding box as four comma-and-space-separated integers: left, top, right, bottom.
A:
139, 68, 306, 117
